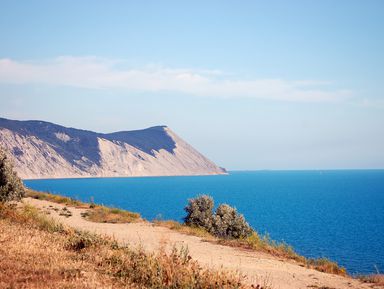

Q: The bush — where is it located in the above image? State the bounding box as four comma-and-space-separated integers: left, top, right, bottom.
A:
66, 230, 107, 251
184, 195, 253, 239
184, 195, 214, 231
212, 204, 253, 239
0, 147, 25, 203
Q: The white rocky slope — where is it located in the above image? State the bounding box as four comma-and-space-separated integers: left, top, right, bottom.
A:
0, 118, 226, 179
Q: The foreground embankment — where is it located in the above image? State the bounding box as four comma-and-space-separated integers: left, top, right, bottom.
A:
8, 194, 380, 289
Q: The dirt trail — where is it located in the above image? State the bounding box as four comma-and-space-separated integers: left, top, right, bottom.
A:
24, 198, 379, 289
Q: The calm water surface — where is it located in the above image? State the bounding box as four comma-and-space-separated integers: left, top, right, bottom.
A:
24, 170, 384, 274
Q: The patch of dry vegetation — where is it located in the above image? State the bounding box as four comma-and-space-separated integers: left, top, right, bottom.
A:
0, 204, 114, 289
216, 232, 346, 276
154, 220, 214, 239
216, 232, 305, 261
0, 203, 265, 289
306, 258, 347, 276
26, 189, 86, 207
357, 274, 384, 286
27, 189, 141, 223
81, 206, 141, 223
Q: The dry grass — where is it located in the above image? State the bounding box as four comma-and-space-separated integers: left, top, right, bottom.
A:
1, 202, 65, 233
0, 203, 265, 289
154, 222, 304, 260
217, 232, 347, 276
217, 233, 346, 276
155, 222, 347, 277
357, 274, 384, 285
26, 189, 88, 208
81, 206, 141, 223
27, 189, 141, 224
306, 258, 347, 276
0, 204, 115, 289
222, 233, 346, 276
215, 232, 306, 261
154, 220, 214, 239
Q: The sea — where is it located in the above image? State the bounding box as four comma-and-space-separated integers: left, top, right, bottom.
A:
24, 170, 384, 275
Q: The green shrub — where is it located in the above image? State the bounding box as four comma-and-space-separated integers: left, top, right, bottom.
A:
184, 195, 253, 239
0, 147, 25, 203
212, 204, 253, 239
184, 195, 214, 231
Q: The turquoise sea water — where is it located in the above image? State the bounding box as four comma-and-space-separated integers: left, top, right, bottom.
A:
24, 170, 384, 274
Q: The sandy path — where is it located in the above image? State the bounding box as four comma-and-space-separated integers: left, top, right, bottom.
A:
24, 198, 379, 289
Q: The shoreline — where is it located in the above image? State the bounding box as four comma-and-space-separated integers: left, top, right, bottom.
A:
22, 168, 384, 181
22, 171, 228, 181
22, 175, 383, 276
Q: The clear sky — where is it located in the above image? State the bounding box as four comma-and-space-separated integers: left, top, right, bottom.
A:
0, 0, 383, 170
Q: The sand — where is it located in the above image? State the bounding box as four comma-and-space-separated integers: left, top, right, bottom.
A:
24, 197, 381, 289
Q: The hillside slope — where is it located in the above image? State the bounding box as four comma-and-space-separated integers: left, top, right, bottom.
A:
0, 118, 226, 179
23, 197, 380, 289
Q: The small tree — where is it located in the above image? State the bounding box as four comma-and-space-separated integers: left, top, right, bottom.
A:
0, 147, 25, 202
184, 195, 254, 239
184, 195, 214, 231
212, 204, 253, 239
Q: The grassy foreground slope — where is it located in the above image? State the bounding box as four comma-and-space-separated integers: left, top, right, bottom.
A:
26, 189, 346, 276
3, 193, 383, 289
0, 203, 258, 289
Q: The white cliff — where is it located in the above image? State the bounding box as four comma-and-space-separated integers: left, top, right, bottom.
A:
0, 118, 226, 179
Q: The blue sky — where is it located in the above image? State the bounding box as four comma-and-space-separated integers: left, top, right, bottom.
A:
0, 0, 383, 169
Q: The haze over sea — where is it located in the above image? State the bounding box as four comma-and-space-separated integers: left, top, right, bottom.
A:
25, 170, 384, 275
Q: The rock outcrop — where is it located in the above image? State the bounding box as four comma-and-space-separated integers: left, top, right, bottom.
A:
0, 118, 226, 179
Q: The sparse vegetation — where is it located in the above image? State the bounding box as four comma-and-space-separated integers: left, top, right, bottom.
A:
81, 206, 141, 223
0, 146, 25, 203
26, 189, 141, 223
59, 206, 73, 218
154, 219, 214, 239
216, 231, 306, 263
306, 258, 347, 276
66, 229, 110, 251
357, 274, 384, 286
26, 189, 86, 207
0, 201, 259, 289
0, 202, 64, 233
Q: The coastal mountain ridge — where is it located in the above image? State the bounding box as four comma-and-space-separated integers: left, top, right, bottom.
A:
0, 117, 226, 179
